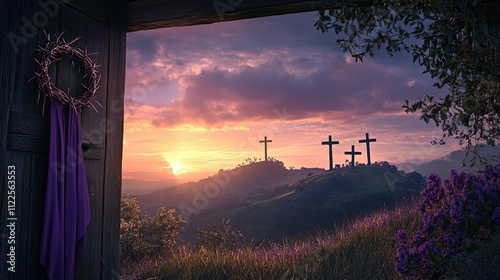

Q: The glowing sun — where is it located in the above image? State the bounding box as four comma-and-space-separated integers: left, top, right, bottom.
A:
171, 162, 183, 174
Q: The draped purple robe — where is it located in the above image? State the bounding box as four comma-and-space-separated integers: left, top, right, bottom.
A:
40, 101, 91, 280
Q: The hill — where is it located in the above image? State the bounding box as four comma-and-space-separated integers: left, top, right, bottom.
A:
184, 164, 426, 243
135, 160, 324, 216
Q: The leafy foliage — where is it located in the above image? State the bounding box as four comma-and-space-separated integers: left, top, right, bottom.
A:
120, 195, 144, 261
315, 0, 500, 156
141, 207, 186, 256
196, 219, 244, 250
120, 195, 186, 262
394, 165, 500, 278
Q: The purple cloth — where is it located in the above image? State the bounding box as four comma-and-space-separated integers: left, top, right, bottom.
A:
40, 101, 91, 280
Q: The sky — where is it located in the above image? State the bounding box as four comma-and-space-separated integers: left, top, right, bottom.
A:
122, 11, 461, 194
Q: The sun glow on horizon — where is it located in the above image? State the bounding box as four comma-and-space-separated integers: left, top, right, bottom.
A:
171, 162, 187, 174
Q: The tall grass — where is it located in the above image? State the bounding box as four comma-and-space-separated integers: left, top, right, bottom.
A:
121, 201, 421, 280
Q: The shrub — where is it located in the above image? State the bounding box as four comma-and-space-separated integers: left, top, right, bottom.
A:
141, 207, 186, 257
120, 195, 186, 262
394, 165, 500, 279
196, 219, 244, 250
120, 195, 145, 261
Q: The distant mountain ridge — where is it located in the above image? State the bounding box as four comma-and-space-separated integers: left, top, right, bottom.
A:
403, 145, 500, 179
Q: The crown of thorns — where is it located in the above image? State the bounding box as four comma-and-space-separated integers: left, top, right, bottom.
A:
34, 33, 101, 113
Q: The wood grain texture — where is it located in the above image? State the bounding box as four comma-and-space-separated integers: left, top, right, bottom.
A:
75, 14, 110, 280
7, 111, 102, 160
128, 0, 373, 31
67, 0, 110, 26
1, 1, 39, 278
100, 1, 127, 278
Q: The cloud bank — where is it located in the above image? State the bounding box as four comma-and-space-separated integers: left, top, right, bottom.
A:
125, 12, 444, 131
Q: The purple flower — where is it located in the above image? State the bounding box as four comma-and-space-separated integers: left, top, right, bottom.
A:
422, 212, 436, 232
421, 174, 445, 207
439, 230, 464, 256
417, 240, 437, 257
394, 245, 409, 274
454, 170, 467, 186
432, 205, 451, 232
396, 229, 408, 244
482, 165, 500, 186
450, 194, 464, 224
395, 165, 500, 279
411, 232, 424, 246
446, 170, 464, 194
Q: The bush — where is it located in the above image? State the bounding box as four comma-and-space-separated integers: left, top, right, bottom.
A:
141, 207, 186, 257
196, 219, 244, 250
120, 195, 186, 262
120, 195, 144, 261
394, 165, 500, 279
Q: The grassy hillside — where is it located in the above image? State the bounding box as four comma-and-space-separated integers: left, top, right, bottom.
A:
188, 164, 425, 243
122, 202, 422, 280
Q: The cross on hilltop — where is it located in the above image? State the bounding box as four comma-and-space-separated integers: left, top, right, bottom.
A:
344, 145, 361, 168
359, 133, 376, 165
321, 135, 339, 170
259, 136, 272, 161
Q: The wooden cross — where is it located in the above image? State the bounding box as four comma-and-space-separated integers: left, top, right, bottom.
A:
344, 145, 361, 168
359, 133, 377, 165
321, 135, 339, 170
259, 136, 272, 161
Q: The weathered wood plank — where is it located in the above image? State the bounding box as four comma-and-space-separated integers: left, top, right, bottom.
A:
75, 14, 110, 280
67, 0, 110, 26
1, 0, 40, 278
7, 111, 102, 160
128, 0, 373, 31
7, 111, 50, 153
101, 0, 127, 278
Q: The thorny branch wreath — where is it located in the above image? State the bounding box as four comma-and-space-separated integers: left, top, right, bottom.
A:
34, 32, 101, 113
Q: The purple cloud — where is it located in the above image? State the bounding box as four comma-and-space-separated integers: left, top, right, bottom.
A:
125, 11, 446, 129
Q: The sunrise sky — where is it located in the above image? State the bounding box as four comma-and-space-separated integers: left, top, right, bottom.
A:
122, 11, 461, 194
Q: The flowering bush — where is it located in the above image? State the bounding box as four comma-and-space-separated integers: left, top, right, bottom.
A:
394, 165, 500, 279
